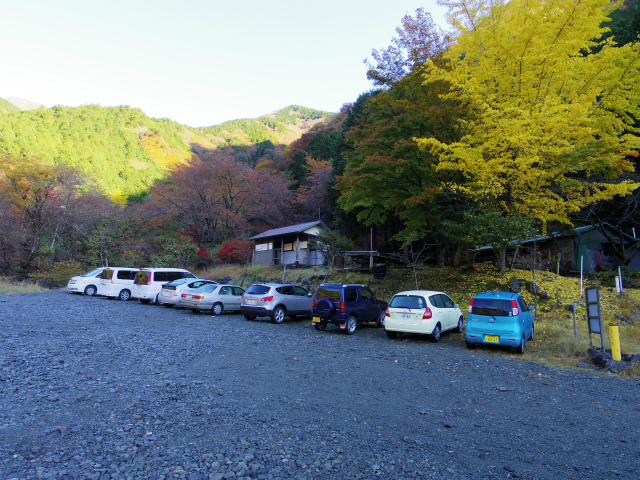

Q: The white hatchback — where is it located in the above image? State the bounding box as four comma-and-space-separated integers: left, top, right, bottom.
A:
384, 290, 464, 342
66, 267, 107, 296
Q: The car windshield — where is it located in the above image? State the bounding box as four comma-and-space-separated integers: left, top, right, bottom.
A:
246, 285, 270, 295
165, 278, 191, 287
389, 295, 426, 309
471, 298, 512, 316
81, 268, 104, 277
315, 287, 341, 302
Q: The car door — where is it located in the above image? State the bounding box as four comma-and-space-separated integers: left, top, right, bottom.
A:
218, 286, 235, 310
230, 287, 245, 310
360, 288, 379, 321
294, 285, 312, 314
439, 294, 458, 330
518, 296, 533, 338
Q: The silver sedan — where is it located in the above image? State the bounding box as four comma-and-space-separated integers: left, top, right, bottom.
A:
179, 284, 246, 315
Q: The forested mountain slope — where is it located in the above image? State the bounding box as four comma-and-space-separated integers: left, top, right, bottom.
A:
0, 104, 334, 200
0, 97, 20, 114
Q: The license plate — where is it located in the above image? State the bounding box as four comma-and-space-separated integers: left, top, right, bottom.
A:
312, 316, 320, 323
485, 335, 499, 343
247, 299, 256, 305
400, 313, 411, 319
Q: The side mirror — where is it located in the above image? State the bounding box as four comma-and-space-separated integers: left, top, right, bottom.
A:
307, 292, 313, 297
454, 304, 460, 309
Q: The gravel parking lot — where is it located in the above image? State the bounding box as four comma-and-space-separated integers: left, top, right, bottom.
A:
1, 290, 639, 480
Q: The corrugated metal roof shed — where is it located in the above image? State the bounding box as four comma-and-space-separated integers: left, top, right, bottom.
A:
249, 221, 330, 240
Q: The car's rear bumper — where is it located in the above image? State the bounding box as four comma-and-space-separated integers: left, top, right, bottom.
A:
241, 305, 274, 317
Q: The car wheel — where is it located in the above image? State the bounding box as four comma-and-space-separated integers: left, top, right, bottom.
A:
430, 323, 441, 343
211, 303, 223, 316
456, 317, 464, 333
244, 314, 256, 321
530, 324, 535, 342
466, 340, 476, 349
314, 298, 335, 319
516, 335, 526, 354
376, 310, 385, 328
118, 289, 131, 301
314, 321, 327, 331
345, 315, 357, 335
84, 285, 97, 296
385, 330, 398, 339
271, 306, 286, 324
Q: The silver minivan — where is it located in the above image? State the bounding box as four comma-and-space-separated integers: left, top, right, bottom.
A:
97, 267, 140, 301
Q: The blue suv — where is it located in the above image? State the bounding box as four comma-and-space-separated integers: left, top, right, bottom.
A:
465, 292, 535, 354
311, 284, 387, 335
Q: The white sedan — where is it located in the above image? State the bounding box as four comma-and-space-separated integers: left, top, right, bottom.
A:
384, 290, 464, 342
179, 284, 246, 315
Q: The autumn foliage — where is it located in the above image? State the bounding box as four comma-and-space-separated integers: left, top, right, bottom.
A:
217, 240, 253, 264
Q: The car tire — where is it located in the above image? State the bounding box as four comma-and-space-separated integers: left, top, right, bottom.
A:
271, 306, 286, 324
376, 310, 385, 327
516, 335, 526, 354
530, 324, 535, 342
345, 315, 357, 335
211, 303, 223, 316
385, 330, 398, 339
84, 285, 97, 296
314, 321, 327, 331
456, 317, 464, 333
118, 289, 131, 301
466, 340, 476, 349
430, 323, 441, 343
244, 314, 256, 321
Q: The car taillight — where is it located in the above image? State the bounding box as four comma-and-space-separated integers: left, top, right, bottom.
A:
312, 298, 316, 309
512, 300, 519, 316
423, 307, 433, 319
340, 301, 345, 313
385, 306, 390, 317
262, 296, 274, 302
468, 298, 475, 314
181, 293, 188, 298
193, 295, 204, 300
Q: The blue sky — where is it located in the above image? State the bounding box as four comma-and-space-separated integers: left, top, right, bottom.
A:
0, 0, 448, 127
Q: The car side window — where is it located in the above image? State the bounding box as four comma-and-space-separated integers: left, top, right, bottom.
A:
168, 272, 184, 282
518, 296, 527, 311
429, 295, 445, 308
344, 288, 358, 302
233, 287, 245, 296
294, 286, 308, 296
360, 289, 373, 302
440, 294, 454, 308
154, 272, 168, 282
279, 286, 294, 295
221, 286, 231, 295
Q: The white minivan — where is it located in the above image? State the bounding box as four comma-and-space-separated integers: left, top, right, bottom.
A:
66, 267, 107, 296
97, 267, 140, 301
132, 268, 196, 304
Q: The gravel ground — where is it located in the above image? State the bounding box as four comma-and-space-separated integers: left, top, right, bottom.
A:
1, 290, 639, 480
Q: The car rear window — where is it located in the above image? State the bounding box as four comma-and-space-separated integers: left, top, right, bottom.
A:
389, 295, 426, 309
471, 298, 512, 316
246, 285, 270, 295
315, 287, 341, 302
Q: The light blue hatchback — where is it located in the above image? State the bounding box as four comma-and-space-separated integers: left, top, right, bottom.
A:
465, 292, 535, 354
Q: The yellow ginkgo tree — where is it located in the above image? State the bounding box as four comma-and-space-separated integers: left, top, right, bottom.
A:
419, 0, 640, 233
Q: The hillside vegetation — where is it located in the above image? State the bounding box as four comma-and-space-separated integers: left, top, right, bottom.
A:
0, 104, 334, 199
